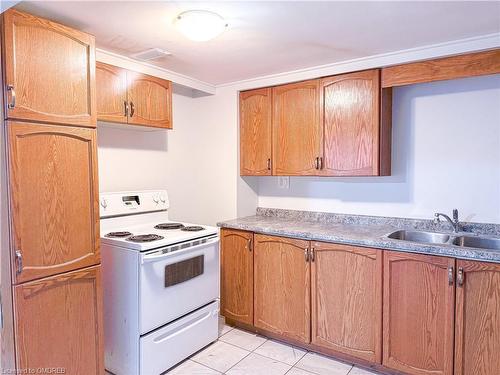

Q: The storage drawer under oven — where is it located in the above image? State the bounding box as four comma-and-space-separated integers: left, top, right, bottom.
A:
140, 300, 219, 375
139, 237, 220, 334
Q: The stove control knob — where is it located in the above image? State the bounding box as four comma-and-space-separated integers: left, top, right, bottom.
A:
100, 198, 107, 209
152, 195, 159, 204
159, 194, 166, 203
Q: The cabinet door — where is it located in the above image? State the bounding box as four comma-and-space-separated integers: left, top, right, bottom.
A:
240, 88, 272, 175
272, 80, 321, 175
383, 251, 455, 375
454, 260, 500, 375
7, 122, 100, 284
127, 71, 173, 128
320, 70, 380, 176
96, 62, 128, 123
254, 234, 310, 343
220, 229, 254, 325
2, 9, 96, 127
14, 265, 104, 374
311, 242, 382, 363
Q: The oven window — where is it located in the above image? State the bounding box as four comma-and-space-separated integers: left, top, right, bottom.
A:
165, 255, 204, 287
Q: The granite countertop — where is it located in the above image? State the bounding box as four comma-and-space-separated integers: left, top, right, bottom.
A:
217, 208, 500, 263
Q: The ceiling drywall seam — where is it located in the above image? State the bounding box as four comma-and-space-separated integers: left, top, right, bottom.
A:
217, 32, 500, 90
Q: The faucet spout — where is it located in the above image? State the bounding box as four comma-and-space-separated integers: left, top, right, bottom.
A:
434, 209, 460, 233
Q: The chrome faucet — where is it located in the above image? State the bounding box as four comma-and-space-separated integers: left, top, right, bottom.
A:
434, 209, 460, 233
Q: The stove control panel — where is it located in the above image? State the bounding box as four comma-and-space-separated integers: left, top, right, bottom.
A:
99, 190, 169, 218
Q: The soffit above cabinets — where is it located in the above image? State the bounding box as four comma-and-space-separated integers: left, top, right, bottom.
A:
16, 1, 500, 85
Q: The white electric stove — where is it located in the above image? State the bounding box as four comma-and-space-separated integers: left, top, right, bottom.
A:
100, 190, 220, 375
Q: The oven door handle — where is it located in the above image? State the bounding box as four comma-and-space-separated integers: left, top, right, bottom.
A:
141, 237, 219, 264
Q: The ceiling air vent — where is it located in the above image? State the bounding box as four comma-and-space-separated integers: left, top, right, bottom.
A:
131, 48, 172, 61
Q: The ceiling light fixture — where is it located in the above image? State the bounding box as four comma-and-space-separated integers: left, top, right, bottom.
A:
175, 10, 228, 42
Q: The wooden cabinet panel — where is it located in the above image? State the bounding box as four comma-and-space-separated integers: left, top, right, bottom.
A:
220, 229, 254, 325
96, 62, 127, 123
2, 9, 96, 127
127, 71, 173, 128
240, 88, 272, 175
14, 265, 104, 374
383, 251, 455, 375
320, 70, 381, 176
7, 122, 100, 284
454, 260, 500, 375
254, 234, 310, 343
272, 80, 321, 175
311, 242, 382, 363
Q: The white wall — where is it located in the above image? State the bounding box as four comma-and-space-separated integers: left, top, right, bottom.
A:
257, 75, 500, 223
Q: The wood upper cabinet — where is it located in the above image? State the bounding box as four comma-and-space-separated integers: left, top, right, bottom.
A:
96, 62, 127, 123
254, 234, 311, 343
2, 9, 96, 127
7, 122, 100, 284
127, 71, 173, 128
220, 229, 254, 325
272, 80, 321, 175
383, 251, 455, 375
454, 260, 500, 375
14, 265, 104, 374
240, 88, 272, 175
311, 242, 382, 363
320, 69, 390, 176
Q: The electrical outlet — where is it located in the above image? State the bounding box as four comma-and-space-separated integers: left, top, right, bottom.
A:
278, 176, 290, 189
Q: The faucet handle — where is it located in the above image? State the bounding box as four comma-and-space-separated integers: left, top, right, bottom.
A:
453, 209, 459, 221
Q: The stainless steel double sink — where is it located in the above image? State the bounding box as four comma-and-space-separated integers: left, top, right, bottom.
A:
387, 230, 500, 251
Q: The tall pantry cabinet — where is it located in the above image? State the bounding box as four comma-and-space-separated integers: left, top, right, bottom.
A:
1, 9, 103, 374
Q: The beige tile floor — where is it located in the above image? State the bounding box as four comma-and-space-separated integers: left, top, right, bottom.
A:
166, 318, 383, 375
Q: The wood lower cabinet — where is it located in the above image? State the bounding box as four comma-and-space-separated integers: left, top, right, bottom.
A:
454, 260, 500, 375
2, 9, 96, 127
126, 71, 173, 129
272, 80, 321, 175
311, 242, 382, 363
254, 234, 311, 343
320, 70, 391, 176
383, 251, 455, 375
96, 62, 128, 123
220, 229, 254, 325
240, 88, 272, 175
14, 265, 103, 374
7, 122, 100, 284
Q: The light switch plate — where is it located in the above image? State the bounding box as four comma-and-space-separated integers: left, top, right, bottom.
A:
278, 176, 290, 189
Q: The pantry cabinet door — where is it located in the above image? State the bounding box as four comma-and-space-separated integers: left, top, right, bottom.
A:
320, 70, 380, 176
7, 122, 100, 284
220, 229, 254, 325
311, 242, 382, 363
127, 71, 173, 128
240, 88, 273, 175
96, 62, 128, 123
454, 260, 500, 375
272, 80, 321, 175
14, 265, 104, 374
2, 9, 96, 127
254, 234, 311, 343
383, 251, 455, 375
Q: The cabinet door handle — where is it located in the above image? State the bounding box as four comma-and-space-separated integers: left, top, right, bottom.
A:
7, 85, 15, 109
15, 250, 22, 274
124, 100, 129, 117
448, 266, 454, 285
310, 247, 315, 262
267, 158, 271, 171
319, 157, 323, 170
129, 101, 135, 117
314, 157, 319, 170
304, 248, 309, 262
457, 267, 464, 286
247, 238, 252, 252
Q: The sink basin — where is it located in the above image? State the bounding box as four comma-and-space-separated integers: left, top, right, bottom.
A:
452, 236, 500, 250
388, 230, 451, 244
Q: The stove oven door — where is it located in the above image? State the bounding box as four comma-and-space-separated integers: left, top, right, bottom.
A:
139, 236, 220, 334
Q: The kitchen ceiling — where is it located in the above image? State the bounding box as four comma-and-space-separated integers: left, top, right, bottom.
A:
17, 1, 500, 85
